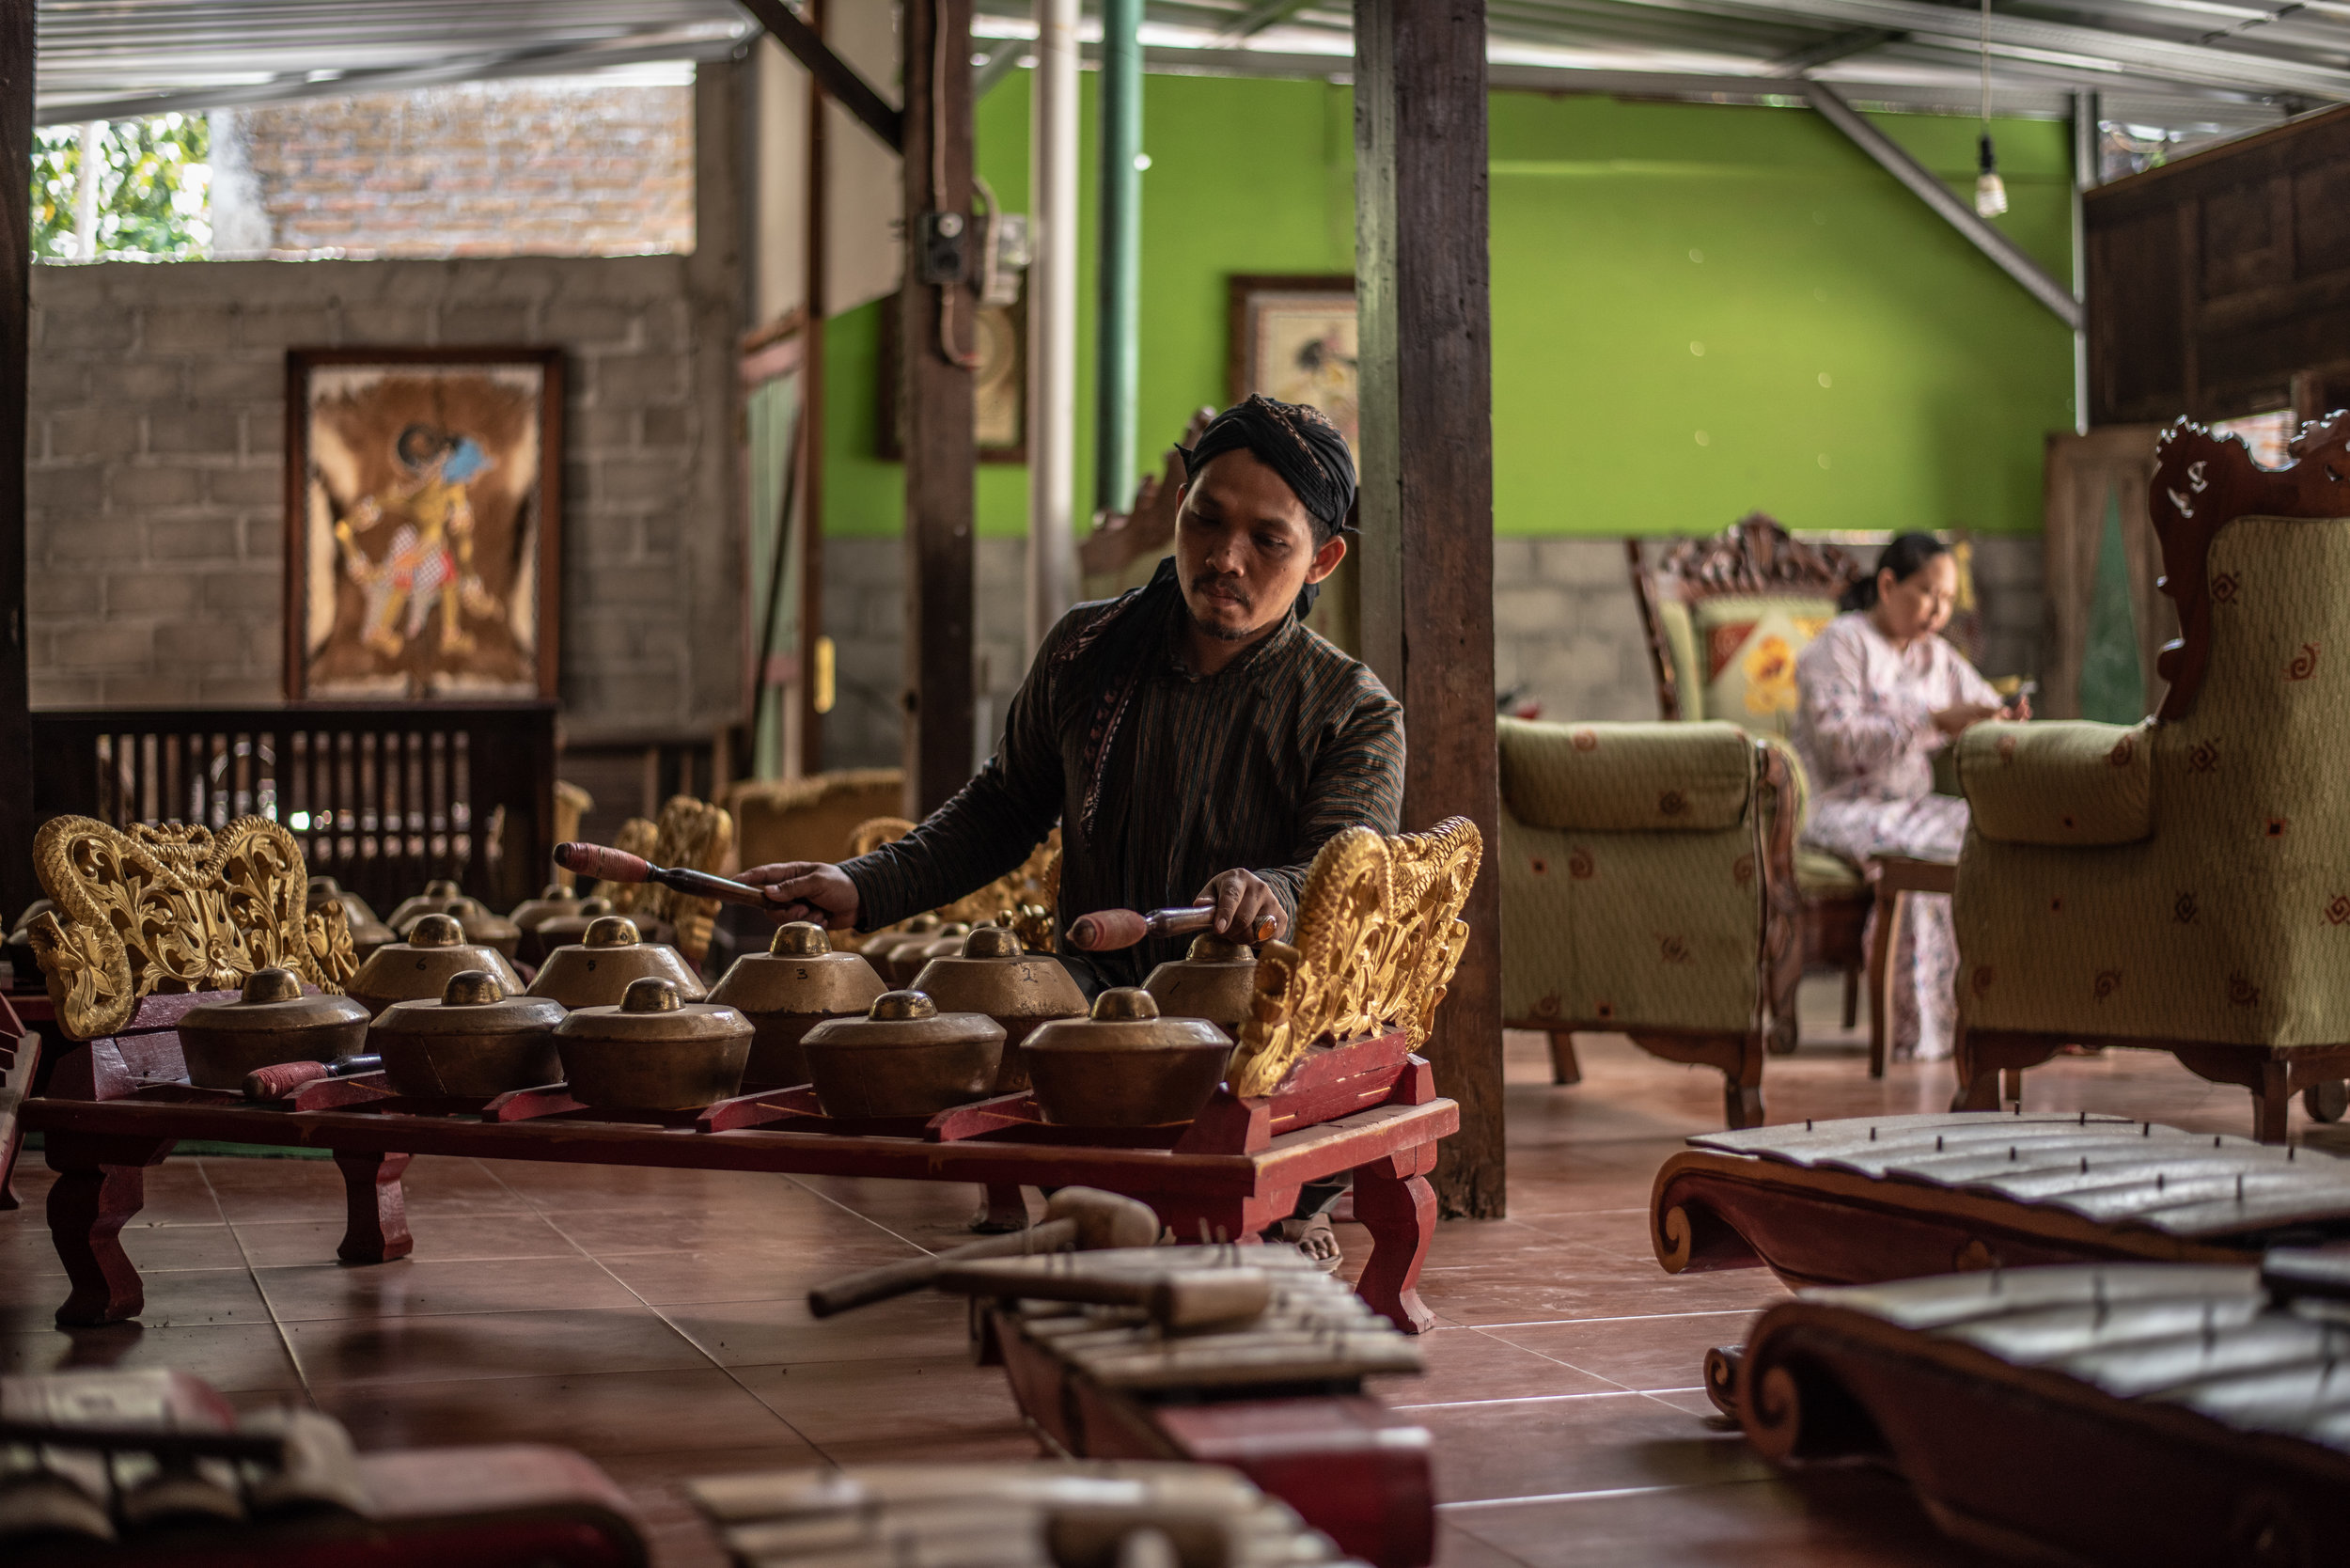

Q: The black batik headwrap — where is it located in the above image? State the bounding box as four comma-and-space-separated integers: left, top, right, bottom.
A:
1179, 395, 1358, 619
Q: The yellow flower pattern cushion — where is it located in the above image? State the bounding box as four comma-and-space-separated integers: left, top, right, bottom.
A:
1691, 597, 1840, 738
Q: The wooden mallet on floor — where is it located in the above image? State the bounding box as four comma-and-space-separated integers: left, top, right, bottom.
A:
807, 1187, 1160, 1318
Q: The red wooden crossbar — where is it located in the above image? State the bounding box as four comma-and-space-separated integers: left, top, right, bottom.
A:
16, 995, 1455, 1335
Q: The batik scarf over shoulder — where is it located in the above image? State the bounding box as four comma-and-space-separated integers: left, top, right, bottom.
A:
838, 559, 1406, 987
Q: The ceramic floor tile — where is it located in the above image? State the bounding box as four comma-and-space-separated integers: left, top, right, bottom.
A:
258, 1254, 640, 1322
601, 1240, 935, 1308
544, 1201, 901, 1257
1434, 1521, 1534, 1568
1413, 1386, 1771, 1504
1442, 1472, 2000, 1567
0, 1265, 273, 1336
816, 1432, 1048, 1467
315, 1367, 817, 1459
732, 1354, 1027, 1446
0, 1218, 244, 1278
232, 1210, 585, 1269
1488, 1311, 1770, 1394
1391, 1326, 1622, 1404
0, 1321, 305, 1390
657, 1291, 971, 1367
287, 1305, 711, 1387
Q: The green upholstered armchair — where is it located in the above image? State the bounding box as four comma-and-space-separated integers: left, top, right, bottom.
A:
1629, 517, 1871, 1053
1952, 415, 2350, 1142
1498, 717, 1792, 1129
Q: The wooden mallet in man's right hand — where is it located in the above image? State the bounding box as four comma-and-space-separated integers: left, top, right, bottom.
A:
807, 1187, 1160, 1318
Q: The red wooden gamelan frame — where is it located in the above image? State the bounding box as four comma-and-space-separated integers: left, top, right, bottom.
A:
15, 995, 1455, 1336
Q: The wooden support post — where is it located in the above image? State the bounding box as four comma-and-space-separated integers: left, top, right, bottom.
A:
0, 5, 33, 917
899, 0, 979, 817
1354, 0, 1504, 1217
801, 0, 831, 772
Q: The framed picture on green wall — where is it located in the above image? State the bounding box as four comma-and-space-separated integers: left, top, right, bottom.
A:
878, 281, 1026, 464
1227, 274, 1357, 459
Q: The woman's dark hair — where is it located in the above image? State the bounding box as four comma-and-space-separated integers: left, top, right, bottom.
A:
1839, 531, 1950, 613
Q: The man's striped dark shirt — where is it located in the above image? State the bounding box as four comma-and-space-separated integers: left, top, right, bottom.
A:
841, 565, 1406, 987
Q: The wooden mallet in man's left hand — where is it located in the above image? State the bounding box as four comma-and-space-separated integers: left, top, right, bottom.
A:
553, 841, 776, 910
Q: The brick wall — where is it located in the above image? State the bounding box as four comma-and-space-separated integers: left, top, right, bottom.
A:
818, 535, 2046, 769
26, 253, 743, 734
218, 77, 695, 260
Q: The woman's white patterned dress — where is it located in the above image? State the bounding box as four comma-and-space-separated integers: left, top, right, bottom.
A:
1793, 612, 2002, 1061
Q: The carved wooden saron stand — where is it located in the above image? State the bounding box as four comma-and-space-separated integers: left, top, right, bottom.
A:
1721, 1256, 2350, 1563
21, 818, 1476, 1338
1649, 1110, 2350, 1294
958, 1247, 1434, 1568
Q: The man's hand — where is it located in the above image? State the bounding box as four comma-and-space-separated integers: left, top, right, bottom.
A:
1194, 869, 1284, 942
2002, 695, 2033, 722
739, 861, 862, 930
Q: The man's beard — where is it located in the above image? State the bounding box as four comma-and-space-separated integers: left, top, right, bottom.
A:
1186, 573, 1257, 642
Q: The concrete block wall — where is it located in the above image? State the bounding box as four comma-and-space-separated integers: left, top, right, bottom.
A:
26, 253, 743, 734
819, 534, 2047, 768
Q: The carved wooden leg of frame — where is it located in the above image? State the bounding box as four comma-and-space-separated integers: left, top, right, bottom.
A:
43, 1131, 175, 1326
970, 1184, 1032, 1234
1868, 888, 1901, 1080
1546, 1031, 1582, 1086
1951, 1028, 2001, 1112
1353, 1142, 1437, 1335
1726, 1033, 1766, 1131
2253, 1059, 2294, 1146
1952, 1031, 2061, 1114
1841, 966, 1860, 1030
334, 1150, 415, 1264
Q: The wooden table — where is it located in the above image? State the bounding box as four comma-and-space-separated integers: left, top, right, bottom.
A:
14, 994, 1456, 1337
1866, 854, 1957, 1079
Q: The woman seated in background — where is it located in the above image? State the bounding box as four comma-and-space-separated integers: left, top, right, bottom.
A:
1794, 533, 2028, 1062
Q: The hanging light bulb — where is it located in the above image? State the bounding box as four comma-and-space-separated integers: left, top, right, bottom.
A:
1976, 132, 2009, 218
1973, 0, 2007, 218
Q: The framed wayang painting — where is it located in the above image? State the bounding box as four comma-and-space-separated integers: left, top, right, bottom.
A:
285, 347, 562, 700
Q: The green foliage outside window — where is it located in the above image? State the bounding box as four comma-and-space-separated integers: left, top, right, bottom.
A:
29, 113, 212, 259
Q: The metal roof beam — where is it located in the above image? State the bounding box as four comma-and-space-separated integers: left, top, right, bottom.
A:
36, 26, 743, 123
731, 0, 903, 149
1799, 75, 2083, 327
1590, 0, 2350, 98
1769, 24, 1904, 71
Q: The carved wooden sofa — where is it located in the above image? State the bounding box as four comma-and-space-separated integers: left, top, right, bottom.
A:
1953, 413, 2350, 1141
1628, 514, 1871, 1063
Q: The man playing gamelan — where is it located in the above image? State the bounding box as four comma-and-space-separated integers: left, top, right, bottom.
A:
741, 396, 1405, 1265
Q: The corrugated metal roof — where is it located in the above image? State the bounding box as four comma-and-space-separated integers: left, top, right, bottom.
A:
35, 0, 2339, 140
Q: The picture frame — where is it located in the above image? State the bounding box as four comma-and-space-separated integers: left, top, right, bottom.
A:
284, 347, 563, 701
878, 281, 1027, 463
1226, 274, 1358, 455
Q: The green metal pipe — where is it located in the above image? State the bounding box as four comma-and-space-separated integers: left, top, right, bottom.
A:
1093, 0, 1142, 513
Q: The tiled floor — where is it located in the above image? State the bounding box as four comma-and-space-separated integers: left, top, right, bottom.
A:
4, 980, 2336, 1567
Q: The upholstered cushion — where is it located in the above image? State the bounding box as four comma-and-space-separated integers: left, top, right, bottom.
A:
1957, 721, 2153, 846
1498, 719, 1754, 833
1499, 812, 1765, 1034
1654, 599, 1704, 719
1692, 596, 1840, 739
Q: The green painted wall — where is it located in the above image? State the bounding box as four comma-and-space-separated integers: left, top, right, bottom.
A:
823, 73, 2075, 541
